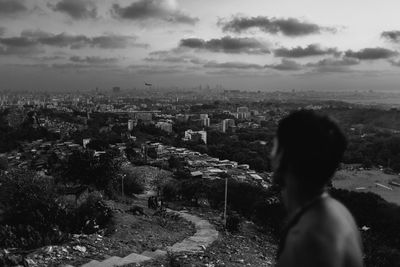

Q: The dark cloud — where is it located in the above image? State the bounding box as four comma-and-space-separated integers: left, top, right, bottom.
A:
274, 44, 339, 58
381, 31, 400, 43
112, 0, 199, 25
265, 59, 303, 71
308, 57, 360, 67
49, 0, 97, 19
0, 0, 27, 15
20, 30, 146, 49
218, 16, 336, 36
204, 61, 264, 69
179, 36, 270, 54
345, 47, 398, 60
0, 36, 41, 55
0, 31, 147, 56
70, 56, 118, 64
306, 57, 360, 73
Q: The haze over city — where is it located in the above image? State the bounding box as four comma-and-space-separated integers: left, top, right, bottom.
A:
1, 0, 400, 91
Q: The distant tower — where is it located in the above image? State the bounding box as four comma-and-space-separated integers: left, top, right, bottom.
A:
128, 119, 134, 131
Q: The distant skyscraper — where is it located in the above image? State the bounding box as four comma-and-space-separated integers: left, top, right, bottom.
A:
200, 114, 208, 120
128, 119, 134, 131
222, 119, 235, 132
202, 117, 210, 127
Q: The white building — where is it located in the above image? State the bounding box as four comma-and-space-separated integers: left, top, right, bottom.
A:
156, 121, 173, 133
184, 129, 207, 144
128, 119, 134, 131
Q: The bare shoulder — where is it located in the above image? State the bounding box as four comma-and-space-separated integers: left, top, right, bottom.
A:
278, 197, 363, 267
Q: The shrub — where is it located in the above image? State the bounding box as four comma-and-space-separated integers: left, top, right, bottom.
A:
0, 170, 113, 250
226, 212, 241, 233
0, 170, 68, 249
122, 173, 145, 195
161, 179, 181, 201
68, 191, 113, 234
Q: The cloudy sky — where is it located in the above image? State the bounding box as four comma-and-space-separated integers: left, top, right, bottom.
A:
1, 0, 400, 91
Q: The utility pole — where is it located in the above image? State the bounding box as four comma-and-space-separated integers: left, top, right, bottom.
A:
121, 174, 125, 197
223, 175, 228, 229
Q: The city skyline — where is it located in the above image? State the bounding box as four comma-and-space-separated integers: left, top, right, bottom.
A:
1, 0, 400, 91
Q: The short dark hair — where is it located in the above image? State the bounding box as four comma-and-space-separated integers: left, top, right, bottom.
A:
276, 110, 347, 192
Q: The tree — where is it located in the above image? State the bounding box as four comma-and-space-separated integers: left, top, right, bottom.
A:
63, 150, 120, 192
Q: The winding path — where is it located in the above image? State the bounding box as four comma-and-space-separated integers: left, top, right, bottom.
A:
80, 209, 219, 267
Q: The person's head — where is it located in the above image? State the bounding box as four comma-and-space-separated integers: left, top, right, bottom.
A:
271, 110, 347, 196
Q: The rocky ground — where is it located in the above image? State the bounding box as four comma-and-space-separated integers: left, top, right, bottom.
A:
134, 206, 277, 267
18, 198, 195, 267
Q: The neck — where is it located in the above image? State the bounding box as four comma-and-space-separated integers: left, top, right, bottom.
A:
282, 176, 325, 216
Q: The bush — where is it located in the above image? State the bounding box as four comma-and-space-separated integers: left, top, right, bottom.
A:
68, 191, 113, 234
161, 179, 181, 201
226, 212, 241, 233
0, 170, 113, 250
122, 173, 145, 195
0, 170, 68, 249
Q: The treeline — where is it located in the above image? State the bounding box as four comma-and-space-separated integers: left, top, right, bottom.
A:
344, 133, 400, 171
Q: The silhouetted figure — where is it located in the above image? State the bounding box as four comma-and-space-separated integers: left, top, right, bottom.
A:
271, 110, 363, 267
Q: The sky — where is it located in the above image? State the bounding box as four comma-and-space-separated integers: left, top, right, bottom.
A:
1, 0, 400, 91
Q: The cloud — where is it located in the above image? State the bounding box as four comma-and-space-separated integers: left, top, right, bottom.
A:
0, 0, 27, 15
49, 0, 97, 19
20, 30, 146, 49
265, 59, 303, 71
274, 44, 339, 58
0, 31, 147, 56
306, 57, 360, 73
218, 16, 336, 36
70, 56, 118, 64
129, 64, 187, 75
145, 49, 206, 64
179, 36, 270, 54
0, 36, 42, 55
345, 47, 398, 60
204, 61, 264, 69
112, 0, 198, 25
381, 31, 400, 43
389, 59, 400, 67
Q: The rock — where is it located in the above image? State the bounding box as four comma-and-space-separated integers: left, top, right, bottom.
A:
73, 245, 87, 253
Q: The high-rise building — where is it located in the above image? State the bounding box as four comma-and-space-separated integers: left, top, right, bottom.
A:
221, 119, 235, 132
128, 119, 134, 131
200, 114, 208, 120
237, 106, 250, 120
202, 117, 210, 127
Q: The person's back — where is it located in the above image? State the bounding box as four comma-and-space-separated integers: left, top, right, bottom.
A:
271, 110, 364, 267
277, 196, 363, 267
